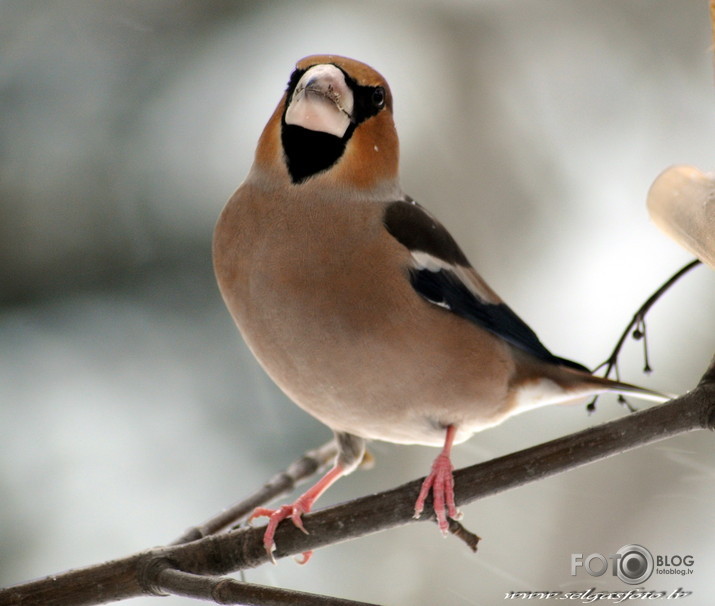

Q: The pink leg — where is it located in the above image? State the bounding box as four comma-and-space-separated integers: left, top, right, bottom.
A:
250, 463, 344, 563
413, 425, 462, 534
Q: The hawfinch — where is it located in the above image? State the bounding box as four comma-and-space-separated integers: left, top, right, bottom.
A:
213, 55, 666, 559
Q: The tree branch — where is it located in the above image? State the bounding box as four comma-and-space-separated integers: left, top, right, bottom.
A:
3, 354, 712, 606
150, 561, 380, 606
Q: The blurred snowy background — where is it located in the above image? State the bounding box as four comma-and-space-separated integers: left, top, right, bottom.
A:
1, 1, 714, 604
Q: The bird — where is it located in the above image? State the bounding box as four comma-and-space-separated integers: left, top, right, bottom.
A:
212, 54, 668, 561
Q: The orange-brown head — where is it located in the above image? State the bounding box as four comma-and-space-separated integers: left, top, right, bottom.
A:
250, 55, 400, 196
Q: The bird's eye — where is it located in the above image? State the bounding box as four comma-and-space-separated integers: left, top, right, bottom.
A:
371, 86, 386, 109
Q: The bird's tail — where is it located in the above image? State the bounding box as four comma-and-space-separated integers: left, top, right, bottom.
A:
553, 365, 673, 404
510, 351, 673, 414
575, 372, 673, 403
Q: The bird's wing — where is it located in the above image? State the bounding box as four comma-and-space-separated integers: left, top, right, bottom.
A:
382, 199, 587, 372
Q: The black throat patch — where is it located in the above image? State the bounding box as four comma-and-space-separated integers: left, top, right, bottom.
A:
281, 124, 350, 184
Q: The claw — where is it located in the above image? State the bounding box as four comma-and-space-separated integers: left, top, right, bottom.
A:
250, 502, 311, 560
294, 550, 314, 564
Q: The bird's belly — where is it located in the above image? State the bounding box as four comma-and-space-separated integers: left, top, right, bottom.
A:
235, 267, 516, 447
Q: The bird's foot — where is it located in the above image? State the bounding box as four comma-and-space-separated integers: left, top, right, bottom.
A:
249, 499, 313, 564
413, 451, 462, 535
249, 463, 346, 564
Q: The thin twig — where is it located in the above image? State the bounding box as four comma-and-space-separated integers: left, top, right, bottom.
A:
587, 258, 702, 412
172, 441, 337, 544
447, 519, 480, 552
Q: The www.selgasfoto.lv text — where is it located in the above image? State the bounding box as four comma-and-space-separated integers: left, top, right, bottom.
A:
504, 587, 692, 603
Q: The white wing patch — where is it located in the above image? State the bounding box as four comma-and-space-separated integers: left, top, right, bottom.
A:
411, 250, 452, 273
409, 250, 499, 305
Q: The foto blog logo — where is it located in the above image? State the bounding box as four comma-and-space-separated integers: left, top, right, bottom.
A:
571, 544, 654, 585
571, 544, 695, 585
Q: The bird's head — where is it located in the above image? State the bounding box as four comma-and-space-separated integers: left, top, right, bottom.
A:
252, 55, 400, 195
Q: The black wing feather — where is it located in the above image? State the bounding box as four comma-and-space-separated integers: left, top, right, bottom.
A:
383, 200, 588, 372
411, 269, 587, 371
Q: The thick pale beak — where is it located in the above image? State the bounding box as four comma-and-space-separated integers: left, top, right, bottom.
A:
285, 64, 354, 138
